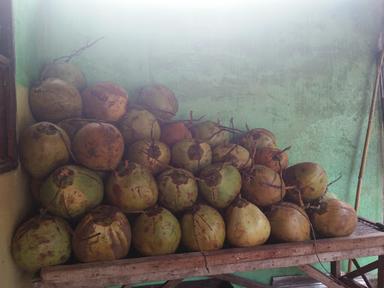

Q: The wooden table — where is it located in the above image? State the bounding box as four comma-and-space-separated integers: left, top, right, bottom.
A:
34, 219, 384, 288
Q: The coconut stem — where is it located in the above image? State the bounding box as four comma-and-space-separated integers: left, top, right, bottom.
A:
53, 37, 105, 63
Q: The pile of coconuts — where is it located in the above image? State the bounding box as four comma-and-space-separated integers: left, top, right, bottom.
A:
13, 61, 358, 274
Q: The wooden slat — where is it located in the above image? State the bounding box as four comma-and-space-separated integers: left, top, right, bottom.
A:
343, 260, 378, 279
298, 265, 346, 288
36, 222, 384, 288
36, 246, 384, 288
351, 259, 373, 288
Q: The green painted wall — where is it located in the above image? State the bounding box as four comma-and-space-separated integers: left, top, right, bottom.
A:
13, 0, 384, 286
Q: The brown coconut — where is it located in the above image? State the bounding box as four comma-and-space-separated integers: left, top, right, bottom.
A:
212, 143, 252, 170
181, 204, 225, 251
29, 78, 82, 123
82, 82, 128, 122
137, 84, 178, 121
267, 202, 311, 242
57, 118, 94, 139
72, 205, 131, 262
226, 198, 271, 247
242, 165, 285, 207
40, 62, 86, 90
72, 122, 124, 171
253, 147, 288, 172
283, 162, 328, 203
160, 121, 192, 146
309, 198, 357, 237
239, 128, 277, 153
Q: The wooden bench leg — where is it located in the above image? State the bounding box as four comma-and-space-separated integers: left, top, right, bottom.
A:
378, 255, 384, 288
331, 261, 341, 278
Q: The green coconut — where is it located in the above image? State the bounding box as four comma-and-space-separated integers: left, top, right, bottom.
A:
132, 207, 181, 256
39, 165, 103, 219
157, 168, 198, 213
199, 163, 241, 209
72, 205, 131, 262
20, 122, 70, 179
40, 62, 86, 90
242, 165, 285, 207
30, 78, 82, 123
283, 162, 328, 203
181, 204, 225, 251
190, 121, 231, 147
12, 214, 72, 272
126, 140, 171, 174
267, 202, 311, 242
226, 198, 271, 247
239, 128, 277, 153
72, 122, 124, 171
171, 139, 212, 173
118, 107, 161, 145
212, 143, 252, 170
309, 198, 357, 237
137, 84, 178, 121
106, 162, 158, 213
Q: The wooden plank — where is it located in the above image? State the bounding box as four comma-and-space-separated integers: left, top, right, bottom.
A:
298, 265, 346, 288
36, 246, 384, 288
214, 274, 271, 288
331, 261, 341, 278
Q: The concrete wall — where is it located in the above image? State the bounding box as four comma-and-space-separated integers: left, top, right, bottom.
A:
6, 0, 384, 286
0, 1, 39, 287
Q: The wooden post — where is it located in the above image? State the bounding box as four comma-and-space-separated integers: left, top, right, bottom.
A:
331, 261, 341, 278
378, 255, 384, 288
